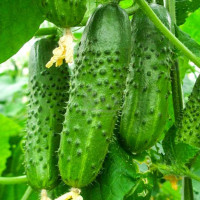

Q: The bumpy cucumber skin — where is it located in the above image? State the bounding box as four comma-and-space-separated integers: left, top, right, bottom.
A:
176, 75, 200, 148
25, 37, 69, 190
119, 4, 173, 153
41, 0, 86, 28
59, 3, 131, 188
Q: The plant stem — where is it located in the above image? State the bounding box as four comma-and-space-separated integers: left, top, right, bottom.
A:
152, 163, 200, 183
21, 186, 33, 200
35, 27, 58, 37
135, 0, 200, 67
182, 177, 194, 200
167, 0, 176, 24
185, 171, 200, 183
0, 176, 27, 184
170, 60, 184, 125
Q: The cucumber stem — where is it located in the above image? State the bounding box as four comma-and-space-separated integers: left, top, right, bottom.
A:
182, 177, 194, 200
135, 0, 200, 67
0, 175, 27, 184
21, 186, 33, 200
170, 60, 184, 125
35, 27, 58, 37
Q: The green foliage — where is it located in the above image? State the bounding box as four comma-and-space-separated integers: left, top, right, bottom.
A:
0, 137, 11, 176
0, 114, 23, 176
0, 0, 44, 64
176, 0, 200, 25
180, 8, 200, 44
175, 26, 200, 57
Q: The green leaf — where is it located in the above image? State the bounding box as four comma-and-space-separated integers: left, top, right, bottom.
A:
180, 8, 200, 45
0, 114, 22, 176
0, 140, 39, 200
174, 143, 199, 165
162, 125, 177, 165
120, 0, 133, 9
50, 142, 140, 200
94, 142, 139, 200
0, 114, 22, 137
0, 137, 11, 176
175, 26, 200, 57
126, 172, 154, 200
178, 56, 195, 81
176, 0, 200, 25
162, 125, 199, 169
0, 0, 44, 64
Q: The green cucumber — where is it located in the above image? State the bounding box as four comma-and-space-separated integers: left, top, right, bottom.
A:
25, 36, 69, 190
59, 3, 131, 188
176, 74, 200, 148
41, 0, 87, 28
118, 4, 172, 153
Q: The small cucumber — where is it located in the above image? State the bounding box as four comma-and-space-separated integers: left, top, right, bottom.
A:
59, 3, 131, 188
41, 0, 87, 28
119, 4, 173, 153
176, 74, 200, 148
25, 36, 69, 190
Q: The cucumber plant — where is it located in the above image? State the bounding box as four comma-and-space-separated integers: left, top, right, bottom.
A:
1, 0, 200, 200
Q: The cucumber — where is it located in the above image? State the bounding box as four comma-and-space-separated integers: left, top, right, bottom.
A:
176, 74, 200, 148
59, 3, 131, 188
118, 4, 172, 153
41, 0, 87, 28
25, 36, 69, 190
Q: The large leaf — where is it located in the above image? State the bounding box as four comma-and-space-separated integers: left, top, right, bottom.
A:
176, 0, 200, 25
0, 114, 22, 175
49, 141, 140, 200
91, 142, 139, 200
0, 0, 44, 64
0, 114, 22, 137
162, 125, 199, 172
126, 172, 154, 200
180, 8, 200, 45
175, 26, 200, 58
0, 139, 39, 200
0, 137, 10, 176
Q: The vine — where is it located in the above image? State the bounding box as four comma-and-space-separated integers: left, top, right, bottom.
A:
0, 176, 27, 185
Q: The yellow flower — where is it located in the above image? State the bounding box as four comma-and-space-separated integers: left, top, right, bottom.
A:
46, 28, 74, 68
